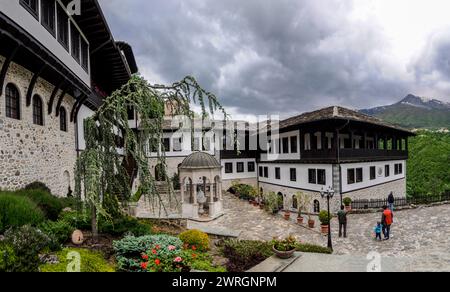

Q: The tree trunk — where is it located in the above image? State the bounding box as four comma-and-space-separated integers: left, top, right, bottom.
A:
91, 205, 98, 241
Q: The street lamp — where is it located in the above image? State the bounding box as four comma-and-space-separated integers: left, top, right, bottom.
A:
320, 186, 335, 251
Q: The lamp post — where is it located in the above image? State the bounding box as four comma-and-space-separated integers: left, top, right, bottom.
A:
320, 186, 335, 251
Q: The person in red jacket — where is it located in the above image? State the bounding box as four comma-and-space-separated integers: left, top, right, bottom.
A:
381, 205, 394, 240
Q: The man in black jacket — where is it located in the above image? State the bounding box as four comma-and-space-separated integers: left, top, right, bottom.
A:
388, 192, 395, 212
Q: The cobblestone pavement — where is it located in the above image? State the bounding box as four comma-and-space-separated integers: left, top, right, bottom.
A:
193, 193, 450, 271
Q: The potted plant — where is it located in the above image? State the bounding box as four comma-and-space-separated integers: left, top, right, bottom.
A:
264, 192, 279, 215
284, 210, 291, 220
308, 215, 315, 228
343, 197, 352, 211
319, 210, 332, 234
271, 236, 297, 259
295, 192, 312, 225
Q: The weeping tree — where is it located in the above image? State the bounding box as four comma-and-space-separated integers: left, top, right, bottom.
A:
74, 75, 226, 238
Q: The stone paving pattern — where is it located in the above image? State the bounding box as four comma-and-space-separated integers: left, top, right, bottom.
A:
193, 193, 450, 271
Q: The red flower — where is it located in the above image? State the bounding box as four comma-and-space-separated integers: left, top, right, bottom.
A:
155, 259, 161, 266
152, 249, 157, 255
140, 262, 148, 270
192, 253, 197, 259
191, 245, 197, 251
155, 245, 161, 250
142, 254, 149, 260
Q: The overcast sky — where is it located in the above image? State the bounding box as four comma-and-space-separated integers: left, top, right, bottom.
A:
100, 0, 450, 119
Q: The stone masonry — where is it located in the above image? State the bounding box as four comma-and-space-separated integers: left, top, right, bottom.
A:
0, 55, 77, 197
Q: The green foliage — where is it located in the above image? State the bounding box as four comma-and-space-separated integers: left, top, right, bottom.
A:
172, 172, 181, 191
0, 193, 45, 233
15, 189, 63, 221
263, 192, 279, 214
295, 192, 312, 216
99, 216, 152, 237
0, 241, 17, 272
179, 229, 210, 251
59, 210, 92, 230
189, 253, 226, 272
75, 75, 226, 234
40, 248, 115, 272
272, 236, 297, 252
296, 243, 333, 254
24, 181, 51, 194
222, 239, 273, 272
113, 234, 183, 272
319, 210, 332, 225
3, 225, 51, 272
231, 183, 258, 200
343, 197, 352, 207
407, 131, 450, 197
39, 220, 75, 251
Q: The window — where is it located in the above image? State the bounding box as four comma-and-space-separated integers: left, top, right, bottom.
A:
41, 0, 55, 35
395, 163, 403, 175
20, 0, 39, 18
290, 136, 298, 153
59, 107, 67, 132
57, 5, 69, 49
248, 162, 255, 173
149, 138, 158, 153
385, 165, 390, 177
162, 138, 170, 152
81, 39, 89, 71
203, 137, 211, 152
259, 166, 263, 178
225, 163, 233, 174
356, 168, 363, 183
370, 166, 376, 180
32, 95, 44, 126
71, 23, 80, 62
237, 162, 244, 173
5, 84, 20, 120
347, 169, 355, 185
290, 168, 297, 182
275, 167, 281, 180
173, 138, 182, 152
308, 169, 317, 184
127, 106, 135, 120
282, 137, 289, 154
264, 167, 269, 178
304, 133, 311, 150
317, 169, 326, 185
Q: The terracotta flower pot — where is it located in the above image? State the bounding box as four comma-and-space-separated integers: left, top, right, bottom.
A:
284, 212, 291, 220
321, 224, 329, 234
297, 216, 304, 225
308, 219, 315, 228
272, 246, 296, 259
345, 205, 352, 212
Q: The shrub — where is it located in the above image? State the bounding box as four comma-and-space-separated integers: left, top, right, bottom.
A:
59, 210, 91, 230
99, 216, 152, 237
113, 234, 183, 272
24, 181, 51, 194
39, 220, 75, 251
3, 225, 51, 272
233, 184, 258, 200
15, 189, 63, 221
179, 229, 210, 251
263, 192, 279, 214
272, 236, 297, 252
296, 243, 333, 254
319, 210, 332, 225
40, 248, 115, 272
172, 172, 181, 191
343, 197, 352, 207
222, 239, 273, 272
0, 193, 45, 233
190, 253, 226, 272
0, 242, 18, 272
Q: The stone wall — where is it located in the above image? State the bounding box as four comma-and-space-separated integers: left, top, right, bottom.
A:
0, 55, 77, 196
343, 178, 407, 202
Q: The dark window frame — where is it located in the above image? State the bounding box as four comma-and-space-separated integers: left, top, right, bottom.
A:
385, 165, 390, 177
237, 162, 245, 173
5, 84, 21, 120
282, 137, 290, 154
264, 167, 269, 178
32, 95, 44, 126
290, 168, 297, 182
370, 166, 376, 180
356, 168, 363, 183
247, 162, 255, 173
347, 169, 355, 185
308, 169, 317, 184
20, 0, 39, 19
225, 163, 233, 174
41, 0, 56, 37
290, 136, 298, 153
59, 106, 67, 132
81, 38, 89, 72
259, 166, 263, 178
57, 5, 69, 50
71, 22, 81, 63
173, 137, 182, 152
275, 167, 281, 180
317, 169, 326, 185
162, 138, 171, 152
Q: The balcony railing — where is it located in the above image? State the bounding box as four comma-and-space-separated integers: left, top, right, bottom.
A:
301, 148, 408, 161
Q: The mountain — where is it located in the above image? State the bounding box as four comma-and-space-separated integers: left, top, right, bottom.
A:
361, 94, 450, 129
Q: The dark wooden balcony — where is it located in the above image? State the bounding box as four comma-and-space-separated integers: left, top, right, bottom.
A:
301, 148, 408, 162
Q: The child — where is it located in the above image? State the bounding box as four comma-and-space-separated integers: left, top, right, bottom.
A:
374, 222, 382, 241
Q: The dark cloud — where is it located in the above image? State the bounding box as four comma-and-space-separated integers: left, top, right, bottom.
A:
100, 0, 427, 118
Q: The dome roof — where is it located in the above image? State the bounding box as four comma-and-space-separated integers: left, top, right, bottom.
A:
180, 152, 221, 169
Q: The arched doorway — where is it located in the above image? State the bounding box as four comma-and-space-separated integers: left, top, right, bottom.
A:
314, 200, 320, 213
292, 195, 298, 209
277, 192, 284, 210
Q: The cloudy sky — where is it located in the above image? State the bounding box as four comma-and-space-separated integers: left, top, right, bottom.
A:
100, 0, 450, 119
